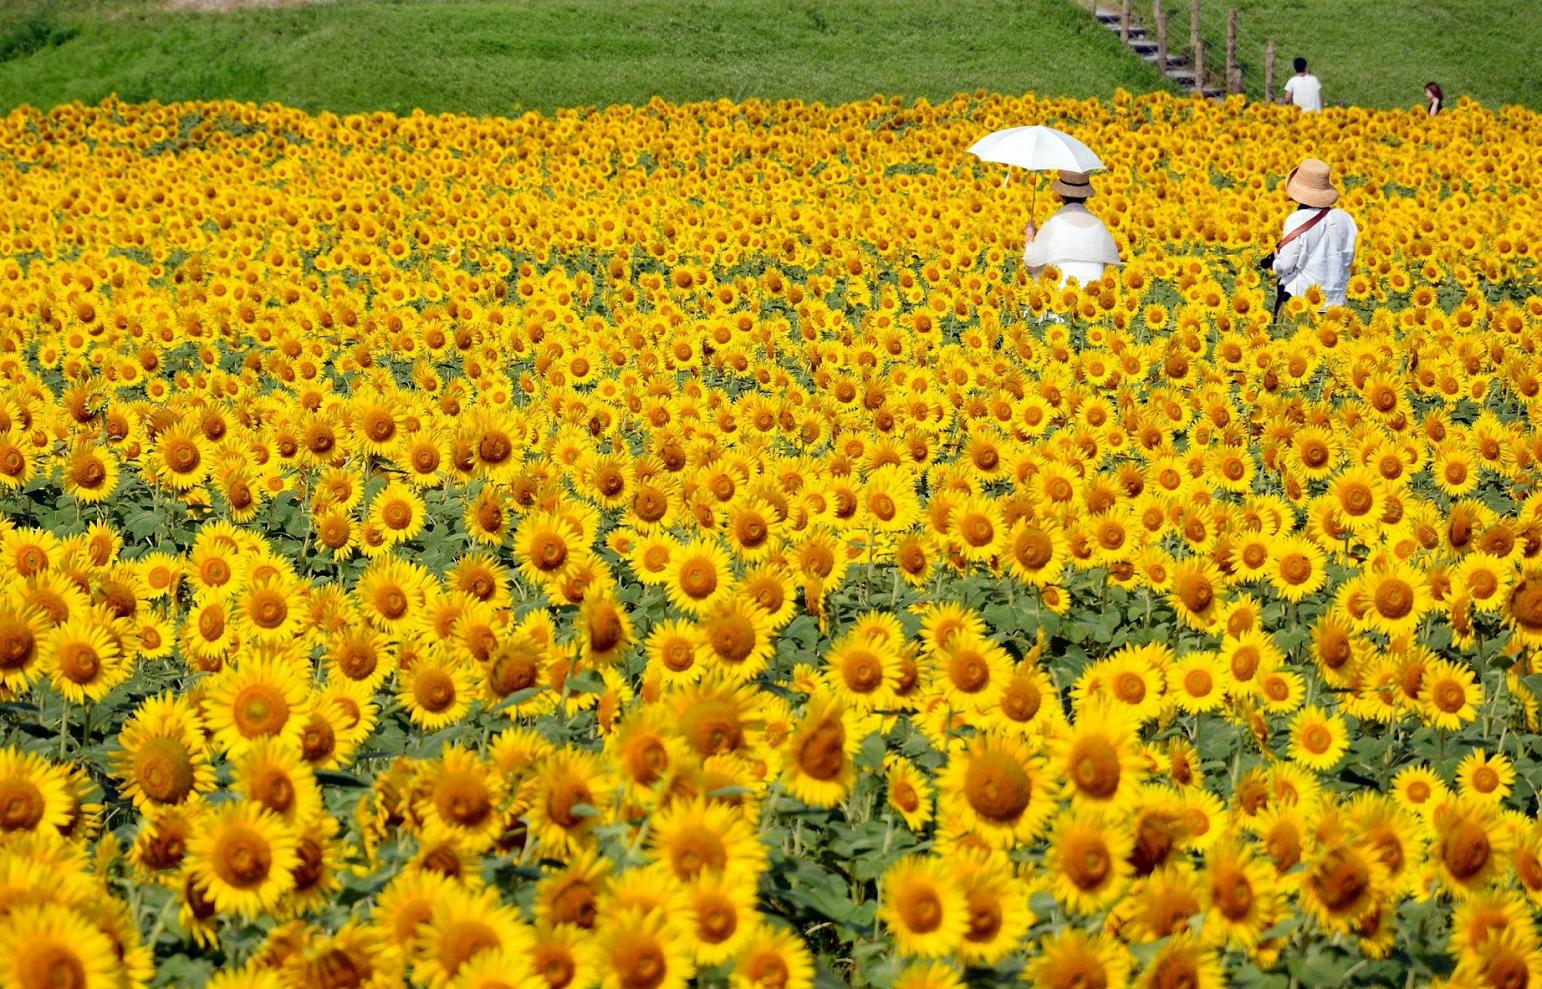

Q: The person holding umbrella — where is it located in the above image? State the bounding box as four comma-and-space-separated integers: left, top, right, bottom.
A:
967, 125, 1122, 287
1022, 170, 1122, 286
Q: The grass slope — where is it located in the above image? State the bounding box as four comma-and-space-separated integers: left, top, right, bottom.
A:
1152, 0, 1541, 110
0, 0, 1171, 116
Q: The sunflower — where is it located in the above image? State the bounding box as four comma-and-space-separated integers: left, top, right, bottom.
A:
933, 631, 1012, 711
151, 424, 208, 490
0, 599, 50, 692
356, 556, 431, 631
576, 591, 634, 668
413, 885, 535, 989
61, 443, 118, 503
879, 854, 968, 959
722, 497, 780, 560
1044, 807, 1134, 915
399, 651, 477, 730
884, 755, 935, 831
1167, 556, 1224, 631
1300, 840, 1387, 933
130, 801, 204, 882
666, 541, 734, 616
686, 871, 759, 967
591, 906, 695, 989
0, 903, 119, 989
232, 572, 305, 646
203, 655, 311, 756
526, 748, 610, 855
1420, 659, 1481, 731
369, 479, 428, 545
1116, 863, 1203, 941
938, 731, 1052, 848
112, 692, 216, 812
1433, 796, 1514, 900
732, 920, 815, 989
1136, 932, 1224, 989
823, 634, 897, 710
1267, 536, 1327, 602
779, 691, 861, 809
43, 614, 128, 703
949, 494, 1004, 563
186, 800, 299, 919
1166, 651, 1225, 714
232, 738, 323, 826
1048, 701, 1147, 811
1505, 569, 1542, 648
324, 626, 396, 692
1023, 928, 1132, 989
1391, 764, 1450, 820
1078, 646, 1165, 723
376, 868, 457, 952
696, 596, 774, 682
0, 747, 72, 838
986, 662, 1063, 735
1287, 705, 1349, 771
649, 796, 766, 883
1199, 836, 1278, 948
1358, 561, 1432, 638
1457, 750, 1516, 804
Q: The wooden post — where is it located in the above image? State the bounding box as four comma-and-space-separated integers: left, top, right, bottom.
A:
1121, 0, 1131, 43
1226, 9, 1239, 94
1264, 40, 1276, 102
1154, 2, 1167, 72
1190, 0, 1204, 93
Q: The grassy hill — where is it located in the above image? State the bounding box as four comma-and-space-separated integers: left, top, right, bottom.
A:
1150, 0, 1540, 111
0, 0, 1536, 116
0, 0, 1170, 116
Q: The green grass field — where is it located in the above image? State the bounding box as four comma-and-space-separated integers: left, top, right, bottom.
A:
0, 0, 1171, 116
1151, 0, 1540, 110
0, 0, 1536, 115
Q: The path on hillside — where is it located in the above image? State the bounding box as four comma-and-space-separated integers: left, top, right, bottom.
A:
1092, 4, 1223, 97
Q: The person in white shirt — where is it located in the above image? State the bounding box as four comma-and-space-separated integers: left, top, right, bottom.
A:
1283, 58, 1323, 112
1022, 170, 1122, 287
1261, 157, 1357, 319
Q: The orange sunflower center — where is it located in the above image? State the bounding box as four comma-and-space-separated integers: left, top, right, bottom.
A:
1309, 848, 1369, 914
1068, 736, 1122, 799
0, 778, 44, 831
1444, 819, 1492, 881
213, 826, 273, 888
1374, 578, 1414, 619
964, 749, 1032, 824
18, 945, 87, 989
795, 718, 846, 782
436, 773, 493, 829
233, 684, 289, 737
134, 735, 197, 804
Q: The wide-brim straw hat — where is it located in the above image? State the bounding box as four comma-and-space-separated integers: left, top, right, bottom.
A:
1051, 170, 1095, 198
1284, 158, 1339, 207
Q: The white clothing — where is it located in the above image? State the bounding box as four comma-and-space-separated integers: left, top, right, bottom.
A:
1023, 203, 1122, 286
1284, 73, 1323, 112
1273, 207, 1357, 307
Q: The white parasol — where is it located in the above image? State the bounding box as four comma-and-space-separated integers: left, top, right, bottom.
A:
968, 125, 1106, 223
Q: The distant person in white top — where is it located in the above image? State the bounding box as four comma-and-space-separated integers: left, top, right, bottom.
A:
1260, 157, 1357, 318
1022, 170, 1122, 287
1283, 58, 1323, 112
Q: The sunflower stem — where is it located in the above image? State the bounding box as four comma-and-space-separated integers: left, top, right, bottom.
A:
58, 700, 69, 758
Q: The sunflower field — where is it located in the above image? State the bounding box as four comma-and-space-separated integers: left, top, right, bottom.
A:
0, 88, 1540, 989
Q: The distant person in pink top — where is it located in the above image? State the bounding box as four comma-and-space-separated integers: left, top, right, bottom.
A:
1022, 170, 1122, 287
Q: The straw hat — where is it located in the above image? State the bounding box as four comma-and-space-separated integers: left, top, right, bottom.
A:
1284, 158, 1339, 207
1051, 170, 1095, 199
